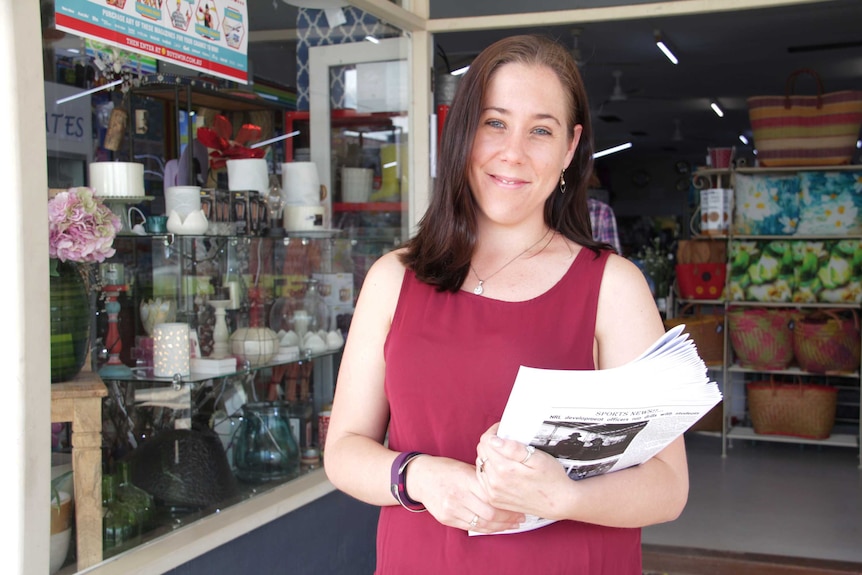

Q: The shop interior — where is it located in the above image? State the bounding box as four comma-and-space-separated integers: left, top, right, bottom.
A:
37, 1, 862, 574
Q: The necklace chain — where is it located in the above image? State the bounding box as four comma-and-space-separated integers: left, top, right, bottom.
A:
470, 228, 553, 295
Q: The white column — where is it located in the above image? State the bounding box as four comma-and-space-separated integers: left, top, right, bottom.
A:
0, 2, 52, 574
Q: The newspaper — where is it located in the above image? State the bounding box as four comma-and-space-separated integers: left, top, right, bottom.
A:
475, 324, 722, 535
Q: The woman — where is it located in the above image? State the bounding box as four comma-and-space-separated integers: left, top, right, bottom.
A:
324, 34, 688, 574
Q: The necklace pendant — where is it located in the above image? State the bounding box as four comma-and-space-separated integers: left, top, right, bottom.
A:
473, 281, 484, 295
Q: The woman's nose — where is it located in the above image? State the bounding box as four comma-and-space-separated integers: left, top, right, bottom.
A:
498, 132, 526, 162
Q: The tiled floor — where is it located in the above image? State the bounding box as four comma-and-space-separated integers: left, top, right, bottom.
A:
642, 432, 862, 564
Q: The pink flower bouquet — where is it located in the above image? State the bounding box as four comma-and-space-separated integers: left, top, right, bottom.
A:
48, 187, 121, 263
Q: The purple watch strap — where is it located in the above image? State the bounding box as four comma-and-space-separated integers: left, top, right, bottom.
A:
390, 451, 426, 512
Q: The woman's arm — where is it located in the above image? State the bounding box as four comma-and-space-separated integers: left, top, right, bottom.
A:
323, 250, 404, 506
477, 253, 689, 528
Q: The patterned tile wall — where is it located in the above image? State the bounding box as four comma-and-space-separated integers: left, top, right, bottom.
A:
296, 7, 397, 110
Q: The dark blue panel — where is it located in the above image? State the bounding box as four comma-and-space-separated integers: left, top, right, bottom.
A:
165, 491, 378, 575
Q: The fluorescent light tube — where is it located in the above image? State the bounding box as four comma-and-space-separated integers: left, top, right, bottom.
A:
593, 142, 633, 159
710, 101, 725, 118
55, 79, 123, 105
654, 30, 679, 65
250, 130, 300, 149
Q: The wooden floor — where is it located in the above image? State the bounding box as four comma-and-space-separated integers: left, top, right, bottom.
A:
643, 545, 862, 575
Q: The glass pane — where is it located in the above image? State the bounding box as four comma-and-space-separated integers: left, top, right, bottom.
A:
328, 58, 409, 288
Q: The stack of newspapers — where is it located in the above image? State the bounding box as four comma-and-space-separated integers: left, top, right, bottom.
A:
484, 324, 722, 535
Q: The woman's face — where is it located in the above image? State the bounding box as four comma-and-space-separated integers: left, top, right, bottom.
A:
468, 62, 582, 227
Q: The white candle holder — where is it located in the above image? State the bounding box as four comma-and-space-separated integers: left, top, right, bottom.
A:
209, 300, 232, 359
153, 323, 190, 378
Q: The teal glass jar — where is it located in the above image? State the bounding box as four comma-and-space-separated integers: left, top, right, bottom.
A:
233, 402, 300, 483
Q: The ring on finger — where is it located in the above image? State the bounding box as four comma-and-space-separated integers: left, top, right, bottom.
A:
469, 514, 479, 528
478, 457, 488, 473
521, 445, 536, 465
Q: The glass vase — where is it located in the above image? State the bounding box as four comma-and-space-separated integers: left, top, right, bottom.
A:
49, 260, 91, 383
233, 401, 300, 483
102, 474, 137, 557
116, 460, 155, 535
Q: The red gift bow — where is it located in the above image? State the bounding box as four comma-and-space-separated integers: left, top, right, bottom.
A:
196, 114, 265, 170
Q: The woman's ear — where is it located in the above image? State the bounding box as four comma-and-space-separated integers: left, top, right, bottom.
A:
565, 124, 583, 168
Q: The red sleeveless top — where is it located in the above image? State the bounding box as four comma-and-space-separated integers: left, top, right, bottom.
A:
378, 247, 641, 574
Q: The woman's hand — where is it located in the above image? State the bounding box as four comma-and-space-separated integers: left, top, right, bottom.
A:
406, 454, 526, 533
476, 423, 572, 521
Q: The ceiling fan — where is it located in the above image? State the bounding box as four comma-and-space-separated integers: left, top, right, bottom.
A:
608, 70, 629, 102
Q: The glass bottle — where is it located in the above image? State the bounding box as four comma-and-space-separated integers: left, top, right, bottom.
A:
296, 278, 329, 354
102, 474, 137, 556
115, 460, 155, 535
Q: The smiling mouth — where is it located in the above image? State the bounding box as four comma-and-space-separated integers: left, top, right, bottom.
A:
495, 176, 522, 185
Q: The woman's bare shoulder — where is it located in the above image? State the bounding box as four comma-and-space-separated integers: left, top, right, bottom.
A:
366, 248, 408, 283
355, 249, 409, 307
596, 252, 665, 366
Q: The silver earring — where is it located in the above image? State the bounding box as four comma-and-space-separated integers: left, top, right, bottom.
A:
559, 172, 567, 194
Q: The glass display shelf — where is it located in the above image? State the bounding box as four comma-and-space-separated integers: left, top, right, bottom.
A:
101, 349, 341, 385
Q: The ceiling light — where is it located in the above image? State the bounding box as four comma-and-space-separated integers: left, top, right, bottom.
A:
593, 142, 633, 159
451, 65, 469, 76
364, 35, 379, 44
739, 134, 749, 145
710, 100, 725, 118
654, 30, 679, 65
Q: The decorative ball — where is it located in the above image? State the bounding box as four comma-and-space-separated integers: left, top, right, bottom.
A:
230, 327, 280, 366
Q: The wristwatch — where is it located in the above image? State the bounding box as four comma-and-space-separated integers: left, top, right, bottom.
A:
390, 451, 427, 512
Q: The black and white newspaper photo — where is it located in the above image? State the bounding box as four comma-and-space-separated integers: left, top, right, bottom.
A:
473, 325, 722, 535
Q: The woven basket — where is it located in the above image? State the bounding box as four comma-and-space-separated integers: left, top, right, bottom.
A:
747, 380, 838, 439
747, 69, 862, 167
728, 308, 796, 370
793, 310, 860, 373
664, 307, 724, 365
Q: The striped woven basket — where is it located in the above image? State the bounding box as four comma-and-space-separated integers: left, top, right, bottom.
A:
728, 308, 796, 370
747, 69, 862, 167
792, 310, 860, 373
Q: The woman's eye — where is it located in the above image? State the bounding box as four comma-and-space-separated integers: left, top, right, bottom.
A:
533, 127, 552, 136
485, 119, 505, 129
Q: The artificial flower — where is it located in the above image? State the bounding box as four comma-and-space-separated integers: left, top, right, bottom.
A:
48, 187, 121, 264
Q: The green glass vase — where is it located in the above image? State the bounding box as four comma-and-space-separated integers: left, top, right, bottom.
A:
50, 260, 91, 383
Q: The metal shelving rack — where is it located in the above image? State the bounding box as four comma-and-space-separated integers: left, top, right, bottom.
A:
687, 165, 862, 466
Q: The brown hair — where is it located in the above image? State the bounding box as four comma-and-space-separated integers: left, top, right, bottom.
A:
401, 34, 601, 292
